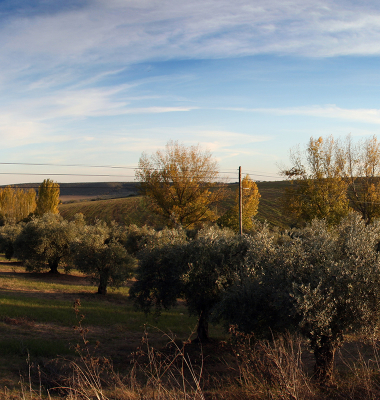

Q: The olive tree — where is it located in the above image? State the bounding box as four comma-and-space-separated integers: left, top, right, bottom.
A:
0, 223, 24, 260
130, 226, 248, 342
73, 221, 136, 295
14, 213, 79, 273
216, 213, 380, 382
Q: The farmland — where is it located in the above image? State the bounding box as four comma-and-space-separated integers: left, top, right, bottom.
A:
2, 256, 380, 399
4, 181, 380, 399
59, 180, 293, 228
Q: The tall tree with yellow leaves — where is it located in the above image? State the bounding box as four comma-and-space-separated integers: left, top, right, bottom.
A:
36, 179, 60, 216
282, 136, 350, 226
136, 141, 226, 228
218, 174, 260, 232
345, 135, 380, 224
0, 186, 36, 224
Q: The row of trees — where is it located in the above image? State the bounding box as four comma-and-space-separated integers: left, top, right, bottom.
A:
4, 208, 379, 381
0, 179, 60, 224
136, 140, 261, 232
283, 135, 380, 226
130, 214, 380, 382
0, 213, 136, 294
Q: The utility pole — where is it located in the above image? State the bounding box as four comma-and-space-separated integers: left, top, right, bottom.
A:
239, 166, 242, 235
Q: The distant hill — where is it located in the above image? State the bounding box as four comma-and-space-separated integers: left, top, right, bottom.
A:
58, 180, 292, 228
6, 182, 140, 202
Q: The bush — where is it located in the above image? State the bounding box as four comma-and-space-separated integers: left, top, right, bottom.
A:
14, 213, 80, 273
216, 213, 380, 381
73, 220, 136, 294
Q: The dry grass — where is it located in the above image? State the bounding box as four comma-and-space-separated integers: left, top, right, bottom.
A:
6, 328, 380, 400
4, 258, 380, 399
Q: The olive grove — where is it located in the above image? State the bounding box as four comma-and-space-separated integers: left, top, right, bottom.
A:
131, 214, 380, 382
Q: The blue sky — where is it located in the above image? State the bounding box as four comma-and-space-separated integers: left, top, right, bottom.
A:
2, 0, 380, 184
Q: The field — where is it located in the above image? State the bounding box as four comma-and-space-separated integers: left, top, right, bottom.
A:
59, 181, 293, 228
7, 181, 380, 398
0, 256, 231, 398
3, 255, 380, 399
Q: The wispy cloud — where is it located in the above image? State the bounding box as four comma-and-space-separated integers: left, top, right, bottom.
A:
223, 105, 380, 125
3, 0, 380, 82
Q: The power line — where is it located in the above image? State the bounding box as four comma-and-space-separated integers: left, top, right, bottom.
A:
0, 162, 280, 177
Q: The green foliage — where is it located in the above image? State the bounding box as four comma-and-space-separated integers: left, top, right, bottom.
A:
14, 213, 80, 273
216, 213, 380, 381
0, 223, 24, 260
124, 224, 157, 255
73, 221, 136, 294
130, 225, 246, 342
36, 179, 60, 216
130, 227, 188, 313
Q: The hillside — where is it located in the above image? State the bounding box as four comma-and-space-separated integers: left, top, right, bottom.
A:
10, 182, 140, 202
59, 181, 292, 228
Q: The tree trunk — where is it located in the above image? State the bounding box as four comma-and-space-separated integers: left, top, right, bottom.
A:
313, 337, 337, 383
48, 259, 60, 274
97, 270, 109, 295
194, 311, 209, 343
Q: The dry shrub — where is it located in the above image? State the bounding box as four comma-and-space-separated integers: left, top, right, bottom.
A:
331, 338, 380, 400
229, 326, 315, 400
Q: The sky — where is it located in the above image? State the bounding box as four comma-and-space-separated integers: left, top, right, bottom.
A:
2, 0, 380, 184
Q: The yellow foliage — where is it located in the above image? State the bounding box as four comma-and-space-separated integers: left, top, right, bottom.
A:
218, 174, 260, 232
0, 186, 36, 223
136, 141, 226, 228
282, 136, 350, 226
36, 179, 60, 216
346, 135, 380, 224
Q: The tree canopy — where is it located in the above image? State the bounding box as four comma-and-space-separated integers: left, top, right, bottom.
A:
345, 135, 380, 224
282, 135, 380, 225
0, 186, 36, 224
14, 213, 79, 274
36, 179, 60, 216
73, 221, 136, 295
135, 140, 226, 228
218, 174, 260, 232
130, 226, 246, 342
215, 214, 380, 382
281, 136, 350, 226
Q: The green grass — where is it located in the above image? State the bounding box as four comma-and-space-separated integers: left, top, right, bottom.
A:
0, 257, 226, 389
0, 337, 74, 358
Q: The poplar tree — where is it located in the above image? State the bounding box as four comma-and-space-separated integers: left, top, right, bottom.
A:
36, 179, 60, 216
218, 174, 260, 232
283, 135, 380, 226
0, 186, 36, 224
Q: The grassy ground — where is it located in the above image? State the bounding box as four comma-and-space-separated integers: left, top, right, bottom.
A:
3, 257, 380, 398
0, 257, 226, 392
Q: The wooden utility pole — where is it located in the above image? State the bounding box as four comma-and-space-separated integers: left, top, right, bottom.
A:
239, 166, 242, 235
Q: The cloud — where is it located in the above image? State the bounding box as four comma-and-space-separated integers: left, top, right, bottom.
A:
223, 105, 380, 125
2, 0, 380, 80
